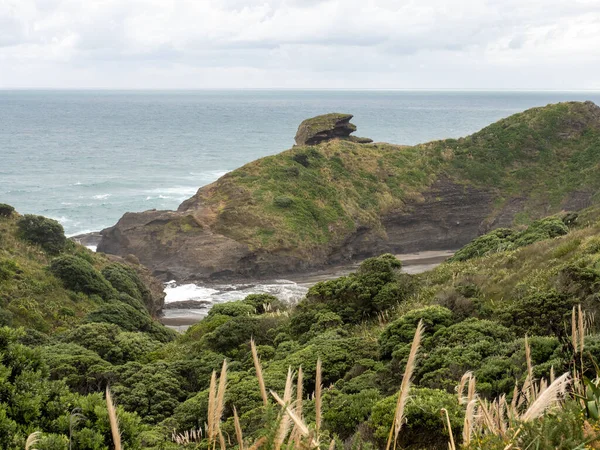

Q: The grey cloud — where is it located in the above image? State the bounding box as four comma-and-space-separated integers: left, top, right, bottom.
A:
0, 0, 599, 88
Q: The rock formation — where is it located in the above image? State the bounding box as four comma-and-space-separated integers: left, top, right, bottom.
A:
97, 102, 600, 282
294, 113, 373, 145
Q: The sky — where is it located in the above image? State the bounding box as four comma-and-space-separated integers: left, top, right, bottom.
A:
1, 0, 600, 90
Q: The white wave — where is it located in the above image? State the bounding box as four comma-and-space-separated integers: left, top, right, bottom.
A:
145, 194, 172, 200
146, 186, 197, 196
86, 245, 97, 252
163, 280, 308, 307
48, 215, 70, 224
93, 193, 111, 200
164, 283, 219, 304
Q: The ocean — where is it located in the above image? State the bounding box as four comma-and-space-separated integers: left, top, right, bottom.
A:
3, 90, 600, 237
3, 90, 600, 325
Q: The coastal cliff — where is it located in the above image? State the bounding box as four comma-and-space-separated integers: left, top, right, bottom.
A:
98, 102, 600, 281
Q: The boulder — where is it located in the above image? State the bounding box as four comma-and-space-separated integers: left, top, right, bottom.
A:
294, 113, 373, 146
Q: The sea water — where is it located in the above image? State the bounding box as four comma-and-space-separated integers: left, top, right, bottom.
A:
2, 90, 599, 323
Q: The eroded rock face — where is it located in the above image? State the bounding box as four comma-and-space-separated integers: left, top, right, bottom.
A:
97, 103, 600, 282
294, 113, 372, 146
98, 177, 590, 282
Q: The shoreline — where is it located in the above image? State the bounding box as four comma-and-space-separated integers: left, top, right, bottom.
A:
159, 249, 454, 329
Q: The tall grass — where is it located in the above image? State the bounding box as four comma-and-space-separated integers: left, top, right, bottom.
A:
88, 306, 599, 449
386, 320, 424, 450
106, 387, 122, 450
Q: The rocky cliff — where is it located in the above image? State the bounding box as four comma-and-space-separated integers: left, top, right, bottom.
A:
98, 102, 600, 281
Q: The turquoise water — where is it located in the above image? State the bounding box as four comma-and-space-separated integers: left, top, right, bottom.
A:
2, 90, 600, 236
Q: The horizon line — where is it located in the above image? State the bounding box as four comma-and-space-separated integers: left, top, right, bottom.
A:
1, 87, 600, 93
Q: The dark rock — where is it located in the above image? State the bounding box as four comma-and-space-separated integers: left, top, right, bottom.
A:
294, 113, 372, 146
70, 231, 102, 247
163, 300, 212, 310
96, 102, 600, 283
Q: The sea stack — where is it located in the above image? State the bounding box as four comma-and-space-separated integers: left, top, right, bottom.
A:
294, 113, 373, 145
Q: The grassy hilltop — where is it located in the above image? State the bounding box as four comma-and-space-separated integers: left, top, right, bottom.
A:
183, 101, 600, 253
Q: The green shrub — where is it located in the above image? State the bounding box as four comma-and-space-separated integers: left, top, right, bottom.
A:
323, 388, 381, 439
49, 255, 115, 299
497, 290, 576, 337
114, 361, 186, 424
513, 217, 569, 247
203, 315, 283, 356
102, 263, 140, 298
17, 214, 66, 254
41, 343, 113, 394
273, 196, 294, 208
0, 308, 13, 327
207, 301, 256, 318
556, 263, 600, 300
450, 228, 515, 262
305, 253, 405, 323
379, 306, 454, 358
450, 218, 569, 262
0, 259, 19, 282
310, 311, 343, 334
242, 293, 286, 313
0, 203, 15, 217
369, 388, 463, 448
86, 303, 176, 343
118, 292, 148, 313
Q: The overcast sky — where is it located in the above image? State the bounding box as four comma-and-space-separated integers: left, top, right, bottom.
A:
1, 0, 599, 89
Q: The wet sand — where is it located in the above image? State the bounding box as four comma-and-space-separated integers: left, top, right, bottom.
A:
160, 249, 454, 330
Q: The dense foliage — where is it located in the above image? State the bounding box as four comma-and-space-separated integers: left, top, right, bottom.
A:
3, 197, 600, 448
17, 215, 67, 255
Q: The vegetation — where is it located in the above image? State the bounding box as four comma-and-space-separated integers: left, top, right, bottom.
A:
4, 199, 600, 448
181, 101, 600, 257
17, 215, 67, 255
0, 204, 15, 218
4, 101, 600, 448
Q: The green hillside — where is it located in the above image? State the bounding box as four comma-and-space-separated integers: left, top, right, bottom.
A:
186, 101, 600, 253
0, 206, 171, 336
5, 201, 600, 448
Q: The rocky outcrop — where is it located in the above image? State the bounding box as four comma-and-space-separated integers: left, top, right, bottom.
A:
294, 113, 372, 145
97, 102, 600, 282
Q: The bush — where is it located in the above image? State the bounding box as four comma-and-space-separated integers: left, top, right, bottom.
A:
114, 361, 186, 424
203, 315, 283, 356
450, 218, 569, 262
556, 263, 600, 300
0, 203, 15, 217
17, 214, 66, 254
450, 228, 515, 262
86, 303, 176, 343
369, 388, 463, 448
207, 301, 256, 318
41, 343, 113, 394
242, 293, 286, 313
379, 306, 454, 358
513, 217, 568, 247
273, 196, 294, 208
497, 290, 576, 337
323, 388, 381, 439
0, 259, 19, 282
305, 253, 405, 323
101, 263, 152, 307
49, 255, 115, 299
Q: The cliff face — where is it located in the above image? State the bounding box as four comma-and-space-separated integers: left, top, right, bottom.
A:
98, 102, 600, 281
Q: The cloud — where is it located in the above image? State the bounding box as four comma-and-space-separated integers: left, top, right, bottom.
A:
0, 0, 599, 88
